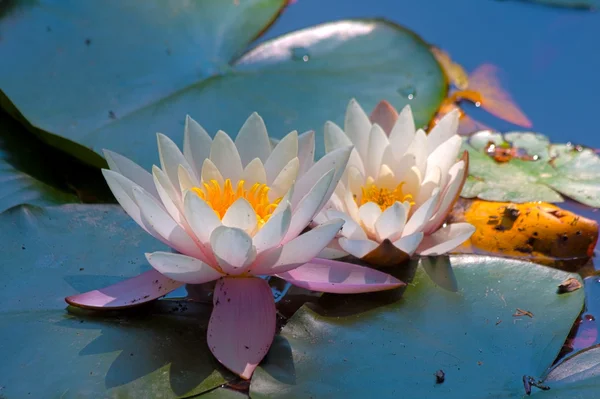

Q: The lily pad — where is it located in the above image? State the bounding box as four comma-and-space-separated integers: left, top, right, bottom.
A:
0, 204, 232, 398
506, 0, 599, 10
462, 131, 600, 207
0, 112, 78, 213
250, 255, 584, 399
0, 0, 446, 168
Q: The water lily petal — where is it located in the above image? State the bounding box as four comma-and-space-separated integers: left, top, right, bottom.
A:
344, 99, 371, 161
292, 145, 352, 207
104, 149, 158, 198
210, 130, 243, 182
393, 232, 424, 255
405, 129, 428, 177
183, 115, 212, 179
338, 237, 379, 258
253, 219, 344, 275
284, 168, 335, 243
297, 130, 315, 177
235, 112, 271, 166
201, 158, 225, 186
417, 223, 475, 256
388, 105, 416, 158
132, 186, 206, 261
325, 122, 366, 181
426, 108, 460, 155
211, 226, 256, 275
184, 190, 222, 245
102, 169, 146, 230
369, 100, 398, 135
402, 189, 441, 236
146, 251, 223, 284
208, 277, 275, 380
241, 158, 267, 187
358, 202, 382, 238
269, 157, 299, 200
415, 166, 442, 207
426, 135, 462, 187
253, 203, 292, 253
178, 164, 198, 194
366, 124, 389, 180
362, 239, 410, 266
65, 270, 182, 309
222, 198, 258, 236
326, 210, 368, 240
375, 202, 407, 242
264, 130, 298, 183
276, 258, 405, 293
157, 133, 194, 190
152, 165, 184, 224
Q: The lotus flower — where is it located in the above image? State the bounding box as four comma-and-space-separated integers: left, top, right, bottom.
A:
65, 113, 404, 379
315, 99, 475, 266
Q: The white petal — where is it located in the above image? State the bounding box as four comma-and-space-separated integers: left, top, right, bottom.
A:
427, 109, 460, 155
152, 165, 184, 224
201, 158, 224, 185
292, 145, 352, 207
347, 166, 365, 199
388, 105, 416, 158
366, 124, 389, 180
297, 130, 315, 177
252, 219, 344, 275
183, 115, 212, 179
375, 164, 396, 189
389, 153, 416, 185
253, 203, 292, 253
241, 158, 267, 187
283, 168, 335, 243
146, 252, 222, 284
222, 198, 258, 236
401, 166, 422, 203
157, 133, 194, 190
210, 226, 256, 275
426, 135, 462, 187
264, 130, 298, 183
344, 99, 371, 161
415, 166, 442, 207
269, 157, 299, 199
210, 130, 243, 181
405, 129, 428, 177
425, 160, 467, 234
338, 237, 379, 258
343, 188, 360, 221
358, 202, 382, 238
178, 164, 198, 194
392, 232, 424, 255
104, 150, 158, 198
235, 112, 272, 166
417, 223, 475, 256
326, 210, 368, 240
374, 202, 407, 242
324, 121, 352, 153
132, 186, 206, 261
102, 169, 148, 233
184, 191, 222, 245
402, 189, 441, 236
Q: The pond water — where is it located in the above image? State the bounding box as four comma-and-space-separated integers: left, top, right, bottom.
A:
261, 0, 600, 149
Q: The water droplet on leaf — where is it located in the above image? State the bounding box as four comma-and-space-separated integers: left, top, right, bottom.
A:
397, 85, 416, 100
291, 47, 310, 62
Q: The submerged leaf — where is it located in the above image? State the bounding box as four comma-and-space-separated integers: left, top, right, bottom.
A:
462, 131, 600, 207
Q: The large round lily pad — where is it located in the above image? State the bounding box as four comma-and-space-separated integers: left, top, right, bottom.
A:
462, 131, 600, 207
0, 0, 446, 168
0, 204, 232, 398
250, 255, 584, 399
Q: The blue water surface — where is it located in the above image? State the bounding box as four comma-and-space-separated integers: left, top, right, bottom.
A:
260, 0, 600, 148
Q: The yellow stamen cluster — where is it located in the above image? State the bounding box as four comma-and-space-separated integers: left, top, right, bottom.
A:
192, 179, 281, 227
357, 181, 414, 211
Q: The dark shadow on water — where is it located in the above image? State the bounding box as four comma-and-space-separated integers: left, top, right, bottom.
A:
62, 300, 231, 396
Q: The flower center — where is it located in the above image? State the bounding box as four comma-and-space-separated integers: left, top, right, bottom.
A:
356, 181, 415, 211
192, 179, 282, 227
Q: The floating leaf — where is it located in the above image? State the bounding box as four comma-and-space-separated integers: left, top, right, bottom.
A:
0, 112, 78, 212
250, 256, 583, 399
504, 0, 599, 10
462, 131, 600, 207
0, 204, 232, 398
0, 0, 446, 168
449, 198, 598, 269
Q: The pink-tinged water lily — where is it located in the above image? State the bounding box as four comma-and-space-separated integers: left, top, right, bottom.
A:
65, 113, 404, 379
315, 99, 475, 266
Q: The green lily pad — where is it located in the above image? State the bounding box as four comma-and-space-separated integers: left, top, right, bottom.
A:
0, 112, 78, 213
462, 131, 600, 207
250, 255, 584, 399
0, 0, 446, 168
0, 204, 232, 398
508, 0, 599, 10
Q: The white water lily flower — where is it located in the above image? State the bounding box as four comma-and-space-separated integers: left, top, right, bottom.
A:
315, 99, 475, 266
67, 112, 405, 379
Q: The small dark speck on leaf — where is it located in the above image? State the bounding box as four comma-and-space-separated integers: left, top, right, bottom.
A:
143, 295, 149, 299
21, 245, 25, 250
496, 320, 502, 325
85, 38, 91, 46
435, 370, 445, 384
79, 267, 84, 271
166, 48, 172, 55
108, 110, 117, 119
79, 320, 84, 323
130, 353, 134, 356
46, 26, 52, 32
244, 345, 249, 349
557, 277, 582, 294
513, 308, 534, 318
